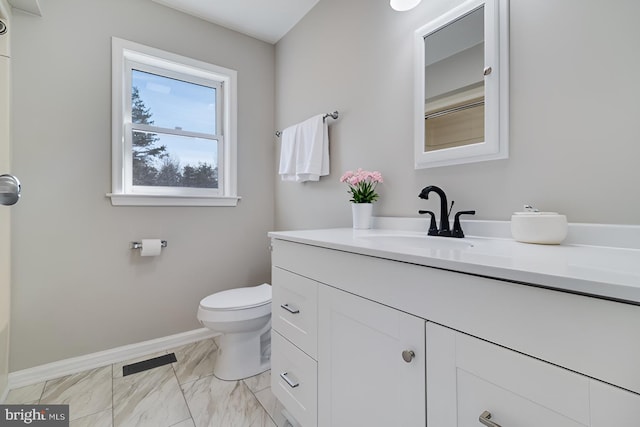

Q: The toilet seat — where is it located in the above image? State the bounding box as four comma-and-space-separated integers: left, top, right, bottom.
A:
196, 283, 272, 380
199, 283, 271, 311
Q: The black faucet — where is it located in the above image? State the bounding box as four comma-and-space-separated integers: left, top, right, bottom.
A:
419, 186, 476, 238
452, 210, 476, 238
417, 210, 439, 236
418, 185, 452, 237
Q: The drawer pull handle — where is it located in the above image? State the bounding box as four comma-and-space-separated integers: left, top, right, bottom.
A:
280, 372, 299, 388
281, 303, 300, 314
402, 350, 415, 363
479, 411, 502, 427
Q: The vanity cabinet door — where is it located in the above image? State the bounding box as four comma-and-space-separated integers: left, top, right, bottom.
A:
590, 381, 640, 427
426, 322, 591, 427
318, 285, 425, 427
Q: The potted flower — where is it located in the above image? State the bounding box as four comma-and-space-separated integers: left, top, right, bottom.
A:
340, 168, 383, 229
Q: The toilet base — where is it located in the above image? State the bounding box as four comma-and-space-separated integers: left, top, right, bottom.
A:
213, 319, 271, 380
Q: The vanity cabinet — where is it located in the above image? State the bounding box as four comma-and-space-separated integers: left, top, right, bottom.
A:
318, 285, 425, 427
271, 265, 425, 427
427, 322, 640, 427
270, 237, 640, 427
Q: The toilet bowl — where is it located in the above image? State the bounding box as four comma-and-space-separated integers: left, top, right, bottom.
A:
197, 283, 272, 380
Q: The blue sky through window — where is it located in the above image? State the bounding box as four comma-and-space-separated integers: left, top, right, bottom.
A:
132, 70, 217, 168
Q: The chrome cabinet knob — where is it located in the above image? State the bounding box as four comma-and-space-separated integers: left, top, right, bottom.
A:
401, 350, 415, 363
484, 66, 493, 76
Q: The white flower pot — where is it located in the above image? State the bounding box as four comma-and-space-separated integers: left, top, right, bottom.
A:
351, 203, 373, 229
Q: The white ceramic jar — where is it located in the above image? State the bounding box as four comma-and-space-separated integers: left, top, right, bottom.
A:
511, 210, 568, 245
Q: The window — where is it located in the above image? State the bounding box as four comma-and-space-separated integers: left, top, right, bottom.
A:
109, 37, 238, 206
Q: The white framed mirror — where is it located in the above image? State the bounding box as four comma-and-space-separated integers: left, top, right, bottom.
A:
414, 0, 509, 169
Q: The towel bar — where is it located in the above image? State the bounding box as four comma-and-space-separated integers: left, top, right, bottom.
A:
275, 111, 339, 137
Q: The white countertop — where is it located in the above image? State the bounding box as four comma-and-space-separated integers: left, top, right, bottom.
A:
268, 222, 640, 304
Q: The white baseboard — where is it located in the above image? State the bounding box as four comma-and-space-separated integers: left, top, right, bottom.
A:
0, 383, 8, 404
7, 328, 219, 391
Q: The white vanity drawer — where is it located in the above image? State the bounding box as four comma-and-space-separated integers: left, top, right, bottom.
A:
272, 266, 318, 359
271, 330, 317, 427
427, 322, 640, 427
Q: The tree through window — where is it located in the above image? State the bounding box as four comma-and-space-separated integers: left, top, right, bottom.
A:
131, 87, 167, 185
130, 71, 219, 189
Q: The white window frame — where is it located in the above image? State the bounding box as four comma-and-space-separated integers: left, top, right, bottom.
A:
109, 37, 239, 206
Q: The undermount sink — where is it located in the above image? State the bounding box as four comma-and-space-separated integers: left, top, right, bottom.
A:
357, 233, 475, 250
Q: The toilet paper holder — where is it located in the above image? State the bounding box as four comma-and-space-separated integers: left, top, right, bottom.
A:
130, 240, 168, 250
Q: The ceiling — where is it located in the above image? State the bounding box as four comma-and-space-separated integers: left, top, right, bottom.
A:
151, 0, 321, 44
5, 0, 318, 44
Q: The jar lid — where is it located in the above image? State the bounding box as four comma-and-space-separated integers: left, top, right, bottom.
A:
512, 211, 560, 216
513, 204, 561, 216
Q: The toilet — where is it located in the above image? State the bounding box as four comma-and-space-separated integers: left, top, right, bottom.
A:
197, 283, 272, 380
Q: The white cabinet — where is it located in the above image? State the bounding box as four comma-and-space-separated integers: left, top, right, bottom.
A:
270, 238, 640, 427
271, 267, 319, 427
318, 285, 425, 427
426, 322, 640, 427
271, 264, 425, 427
590, 381, 640, 427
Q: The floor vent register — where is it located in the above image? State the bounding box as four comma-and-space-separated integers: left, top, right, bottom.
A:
122, 353, 178, 376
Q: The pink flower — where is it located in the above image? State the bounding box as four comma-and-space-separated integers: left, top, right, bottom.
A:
340, 170, 354, 183
370, 171, 383, 183
340, 168, 383, 203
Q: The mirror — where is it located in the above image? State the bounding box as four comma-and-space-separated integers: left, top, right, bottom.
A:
414, 0, 509, 169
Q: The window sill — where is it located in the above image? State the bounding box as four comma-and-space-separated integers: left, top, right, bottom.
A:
107, 193, 240, 207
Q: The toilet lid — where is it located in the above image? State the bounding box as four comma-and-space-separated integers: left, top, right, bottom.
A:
200, 283, 271, 311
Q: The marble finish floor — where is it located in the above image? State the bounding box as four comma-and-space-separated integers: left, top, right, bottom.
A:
5, 338, 288, 427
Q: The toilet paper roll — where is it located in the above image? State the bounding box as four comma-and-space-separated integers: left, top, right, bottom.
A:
140, 239, 162, 256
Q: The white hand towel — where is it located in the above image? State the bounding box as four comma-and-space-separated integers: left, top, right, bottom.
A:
278, 124, 298, 181
294, 114, 329, 182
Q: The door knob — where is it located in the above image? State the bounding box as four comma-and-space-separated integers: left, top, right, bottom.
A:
0, 174, 21, 206
402, 350, 415, 363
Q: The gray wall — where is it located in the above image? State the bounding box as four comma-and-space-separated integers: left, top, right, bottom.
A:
0, 0, 11, 396
8, 0, 640, 373
10, 0, 275, 371
275, 0, 640, 230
